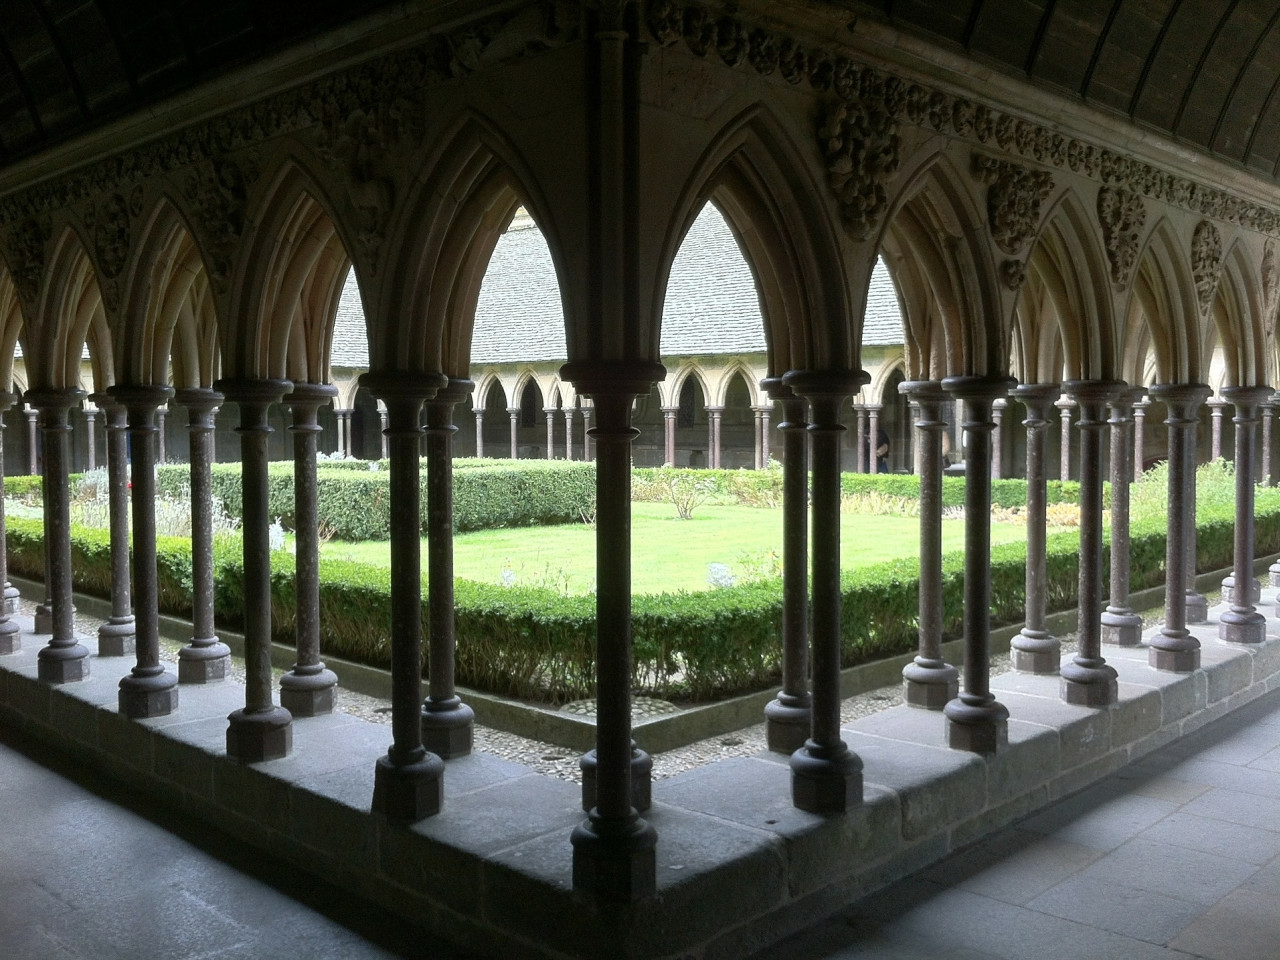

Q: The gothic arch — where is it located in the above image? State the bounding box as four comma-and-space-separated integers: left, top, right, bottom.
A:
866, 352, 908, 404
0, 268, 26, 390
1210, 240, 1268, 387
31, 229, 111, 389
665, 362, 713, 410
709, 361, 760, 408
1127, 218, 1202, 384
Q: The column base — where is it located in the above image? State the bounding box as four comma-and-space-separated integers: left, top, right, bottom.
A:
1222, 575, 1261, 605
570, 810, 657, 902
33, 604, 53, 634
279, 666, 338, 717
370, 750, 444, 821
1186, 591, 1209, 624
226, 705, 292, 762
119, 670, 180, 719
1060, 659, 1119, 706
1220, 609, 1267, 644
763, 695, 811, 752
581, 745, 652, 813
1270, 560, 1280, 588
1149, 631, 1201, 672
1010, 629, 1061, 674
178, 639, 231, 683
902, 658, 959, 709
421, 698, 475, 759
4, 582, 19, 616
37, 643, 90, 683
0, 619, 19, 655
1101, 608, 1144, 646
97, 617, 136, 657
944, 695, 1009, 754
789, 739, 863, 813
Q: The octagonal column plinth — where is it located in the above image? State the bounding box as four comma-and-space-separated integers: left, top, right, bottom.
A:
563, 359, 663, 902
942, 375, 1016, 753
784, 369, 867, 810
174, 389, 231, 682
1060, 381, 1122, 707
1102, 388, 1145, 646
762, 379, 812, 749
899, 381, 959, 707
1219, 386, 1271, 644
216, 378, 295, 761
421, 379, 476, 759
27, 387, 89, 683
111, 384, 180, 719
88, 396, 135, 657
280, 383, 340, 717
0, 394, 20, 653
361, 371, 447, 820
1010, 384, 1062, 673
1148, 383, 1211, 672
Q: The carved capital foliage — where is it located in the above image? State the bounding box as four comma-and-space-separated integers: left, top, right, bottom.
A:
1000, 259, 1027, 289
1097, 187, 1146, 288
1, 215, 49, 305
819, 97, 900, 240
1191, 220, 1223, 316
972, 154, 1054, 256
179, 156, 258, 293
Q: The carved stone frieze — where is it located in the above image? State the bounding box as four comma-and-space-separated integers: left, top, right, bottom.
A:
1263, 240, 1278, 334
179, 157, 258, 292
1097, 187, 1146, 288
1, 216, 48, 305
972, 154, 1054, 256
819, 98, 900, 240
1192, 220, 1223, 316
1000, 259, 1027, 289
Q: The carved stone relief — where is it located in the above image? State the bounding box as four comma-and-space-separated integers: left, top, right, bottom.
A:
818, 98, 900, 240
179, 157, 258, 293
1097, 187, 1146, 288
1, 216, 48, 306
1263, 240, 1278, 339
1191, 220, 1223, 317
971, 154, 1053, 288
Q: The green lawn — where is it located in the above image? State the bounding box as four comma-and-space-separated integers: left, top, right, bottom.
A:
321, 502, 1031, 595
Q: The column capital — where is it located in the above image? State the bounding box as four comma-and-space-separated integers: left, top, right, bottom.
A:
1054, 395, 1075, 411
282, 380, 338, 409
25, 385, 85, 413
358, 370, 446, 405
760, 376, 793, 401
1063, 379, 1126, 423
430, 378, 474, 407
1010, 382, 1060, 424
107, 382, 175, 419
560, 359, 665, 398
215, 377, 292, 408
1220, 385, 1273, 413
0, 391, 14, 415
783, 368, 869, 401
942, 374, 1016, 404
173, 386, 225, 415
899, 379, 946, 403
1207, 395, 1231, 410
1148, 382, 1212, 422
705, 404, 725, 414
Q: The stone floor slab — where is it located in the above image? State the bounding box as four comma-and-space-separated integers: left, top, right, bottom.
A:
1167, 888, 1280, 960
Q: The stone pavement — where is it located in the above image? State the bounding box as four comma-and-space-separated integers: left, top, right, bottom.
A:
756, 686, 1280, 960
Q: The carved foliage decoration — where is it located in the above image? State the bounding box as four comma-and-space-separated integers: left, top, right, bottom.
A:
1263, 240, 1279, 339
819, 97, 900, 240
180, 157, 258, 292
1, 216, 48, 305
1097, 187, 1146, 288
972, 155, 1054, 255
1191, 220, 1223, 317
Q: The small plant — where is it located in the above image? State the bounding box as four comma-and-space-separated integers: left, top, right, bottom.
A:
664, 469, 715, 519
269, 518, 286, 552
841, 490, 920, 517
736, 548, 781, 582
706, 562, 736, 589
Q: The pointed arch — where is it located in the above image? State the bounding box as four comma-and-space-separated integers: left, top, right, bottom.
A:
0, 268, 26, 391
710, 361, 760, 408
1126, 218, 1201, 384
30, 229, 110, 390
1210, 240, 1267, 387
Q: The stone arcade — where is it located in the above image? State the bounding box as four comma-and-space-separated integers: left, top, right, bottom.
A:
3, 3, 1280, 958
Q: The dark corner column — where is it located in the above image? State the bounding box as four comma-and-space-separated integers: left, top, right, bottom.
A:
1010, 383, 1061, 672
215, 377, 294, 760
473, 408, 484, 458
900, 381, 959, 706
784, 369, 865, 811
991, 398, 1005, 480
941, 375, 1015, 753
507, 406, 519, 459
110, 383, 180, 718
662, 406, 677, 465
1147, 383, 1210, 671
27, 387, 89, 682
174, 388, 231, 682
1060, 380, 1121, 706
280, 382, 340, 716
87, 394, 134, 657
1220, 385, 1270, 644
762, 378, 812, 750
564, 360, 660, 901
421, 378, 476, 758
1101, 387, 1145, 646
362, 371, 446, 819
0, 393, 19, 652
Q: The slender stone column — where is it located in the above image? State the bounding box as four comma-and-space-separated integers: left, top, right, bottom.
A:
1185, 428, 1209, 626
1060, 381, 1121, 706
174, 388, 230, 682
88, 396, 135, 657
1209, 396, 1227, 461
942, 375, 1015, 753
867, 404, 883, 473
759, 407, 770, 464
1057, 396, 1073, 480
564, 407, 575, 460
110, 384, 180, 718
155, 406, 167, 464
784, 369, 866, 811
1147, 383, 1210, 671
900, 381, 959, 707
471, 409, 483, 458
83, 404, 98, 470
910, 400, 924, 476
0, 394, 20, 652
1219, 386, 1270, 643
1262, 401, 1274, 484
563, 360, 661, 901
27, 387, 89, 683
333, 408, 351, 457
544, 407, 556, 459
753, 407, 764, 469
24, 405, 38, 476
991, 398, 1005, 480
378, 404, 390, 458
507, 406, 519, 459
707, 406, 724, 468
762, 379, 812, 750
582, 406, 593, 461
662, 406, 677, 464
279, 383, 340, 716
216, 378, 294, 760
1102, 388, 1145, 645
854, 404, 867, 473
418, 379, 477, 758
1010, 384, 1061, 672
1133, 398, 1149, 479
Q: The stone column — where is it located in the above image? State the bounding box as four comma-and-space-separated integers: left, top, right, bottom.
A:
279, 383, 340, 716
941, 375, 1015, 754
1101, 388, 1145, 646
563, 360, 661, 902
1060, 381, 1121, 706
1133, 397, 1149, 479
762, 379, 812, 751
174, 388, 230, 682
216, 378, 294, 761
753, 407, 764, 469
1219, 386, 1270, 643
361, 371, 446, 819
1185, 431, 1209, 626
333, 408, 351, 457
900, 381, 959, 707
421, 379, 476, 758
507, 406, 519, 459
784, 369, 866, 812
707, 405, 723, 469
1209, 396, 1227, 461
472, 409, 484, 458
27, 387, 89, 683
564, 407, 576, 461
1261, 400, 1274, 484
1010, 384, 1061, 672
110, 384, 180, 718
867, 404, 882, 473
378, 403, 389, 459
90, 395, 135, 657
991, 398, 1005, 480
661, 407, 677, 465
854, 404, 867, 473
0, 394, 20, 652
1056, 396, 1073, 480
582, 406, 593, 461
155, 405, 167, 464
544, 407, 557, 459
83, 404, 98, 470
759, 407, 771, 464
910, 401, 924, 476
24, 404, 38, 476
1147, 383, 1211, 671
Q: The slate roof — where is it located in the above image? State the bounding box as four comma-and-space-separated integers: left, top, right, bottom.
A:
328, 204, 904, 367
